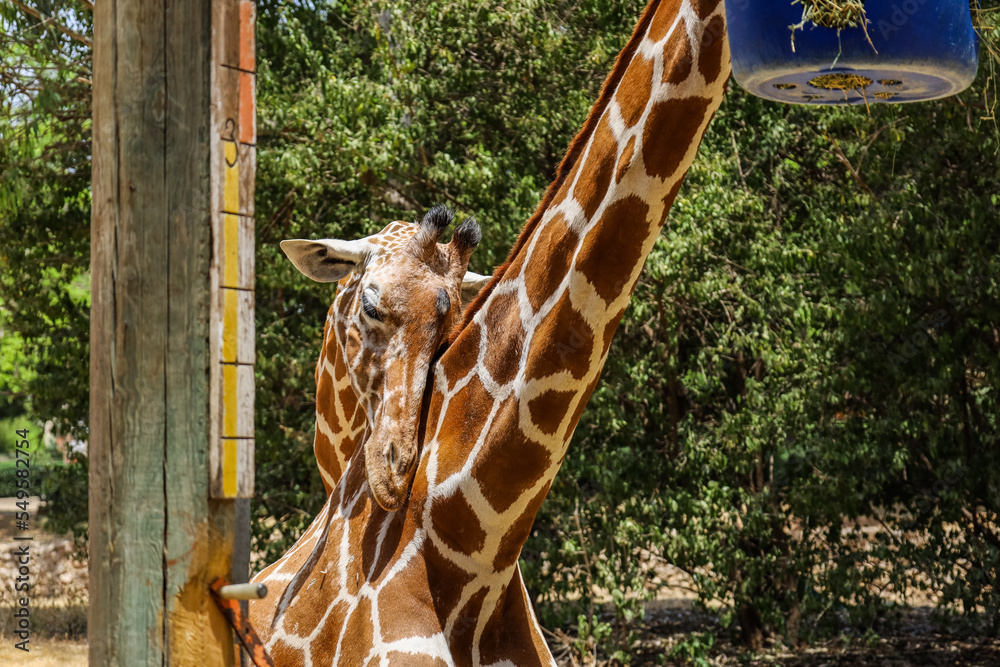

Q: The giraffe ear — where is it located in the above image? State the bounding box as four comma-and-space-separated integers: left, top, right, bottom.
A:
280, 239, 374, 283
461, 271, 491, 304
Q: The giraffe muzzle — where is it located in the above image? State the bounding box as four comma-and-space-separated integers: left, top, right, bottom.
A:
364, 433, 418, 512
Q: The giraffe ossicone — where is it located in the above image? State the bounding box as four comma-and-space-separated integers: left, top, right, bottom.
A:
281, 206, 491, 510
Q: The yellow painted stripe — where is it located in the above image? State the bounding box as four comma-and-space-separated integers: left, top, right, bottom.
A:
223, 439, 238, 497
224, 142, 239, 212
223, 364, 238, 437
222, 288, 238, 362
224, 214, 239, 287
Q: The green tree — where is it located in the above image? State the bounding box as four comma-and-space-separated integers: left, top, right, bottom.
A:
531, 58, 999, 657
0, 0, 92, 433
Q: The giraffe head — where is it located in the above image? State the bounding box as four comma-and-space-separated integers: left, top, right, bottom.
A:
281, 206, 489, 511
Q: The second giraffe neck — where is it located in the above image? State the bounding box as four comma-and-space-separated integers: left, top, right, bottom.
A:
421, 0, 730, 572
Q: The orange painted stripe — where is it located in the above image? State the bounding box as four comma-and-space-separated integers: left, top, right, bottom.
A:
239, 71, 255, 145
239, 0, 255, 72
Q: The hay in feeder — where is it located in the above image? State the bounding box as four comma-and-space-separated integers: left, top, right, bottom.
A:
794, 0, 867, 31
789, 0, 874, 58
808, 73, 873, 90
809, 72, 874, 110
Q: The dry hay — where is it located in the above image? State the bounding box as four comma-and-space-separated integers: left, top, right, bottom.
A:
809, 72, 873, 90
795, 0, 867, 30
808, 72, 875, 109
790, 0, 874, 57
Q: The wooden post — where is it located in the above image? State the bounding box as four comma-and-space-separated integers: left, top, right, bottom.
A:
89, 0, 256, 663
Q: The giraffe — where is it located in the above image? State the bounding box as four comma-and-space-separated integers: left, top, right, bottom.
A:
250, 0, 731, 664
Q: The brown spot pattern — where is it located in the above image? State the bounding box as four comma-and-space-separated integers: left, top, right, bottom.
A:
575, 195, 651, 305
334, 343, 349, 379
572, 114, 616, 221
285, 583, 335, 638
492, 483, 550, 571
648, 0, 684, 42
445, 321, 482, 390
376, 558, 433, 643
478, 573, 551, 666
564, 375, 603, 441
642, 96, 711, 180
351, 406, 366, 431
698, 16, 726, 83
316, 376, 341, 433
662, 22, 694, 85
483, 291, 525, 386
308, 600, 348, 658
500, 246, 528, 289
448, 586, 488, 660
269, 641, 304, 666
550, 156, 582, 209
424, 388, 445, 443
435, 374, 492, 481
338, 597, 374, 665
335, 319, 348, 349
527, 390, 576, 436
615, 55, 654, 127
615, 136, 636, 183
337, 385, 355, 419
523, 213, 579, 313
369, 510, 411, 578
524, 292, 594, 381
692, 0, 722, 19
430, 490, 487, 554
314, 432, 337, 491
472, 396, 552, 514
661, 175, 687, 225
602, 309, 626, 358
425, 541, 475, 620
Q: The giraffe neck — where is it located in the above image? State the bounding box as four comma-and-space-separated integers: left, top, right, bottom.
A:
422, 0, 730, 572
313, 297, 367, 492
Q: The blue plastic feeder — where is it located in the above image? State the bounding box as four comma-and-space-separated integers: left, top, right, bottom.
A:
726, 0, 979, 105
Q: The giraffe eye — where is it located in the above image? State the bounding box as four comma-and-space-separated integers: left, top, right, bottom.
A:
360, 290, 382, 322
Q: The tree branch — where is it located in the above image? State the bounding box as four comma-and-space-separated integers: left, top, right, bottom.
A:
9, 0, 93, 48
828, 137, 873, 194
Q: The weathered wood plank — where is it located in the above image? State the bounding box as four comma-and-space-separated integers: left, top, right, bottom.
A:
88, 0, 118, 663
90, 0, 170, 663
116, 0, 170, 661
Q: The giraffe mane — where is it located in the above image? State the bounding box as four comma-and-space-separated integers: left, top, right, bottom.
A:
449, 0, 665, 345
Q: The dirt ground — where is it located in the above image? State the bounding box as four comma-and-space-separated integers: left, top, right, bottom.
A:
1, 611, 997, 667
1, 518, 997, 666
585, 604, 1000, 666
0, 639, 87, 666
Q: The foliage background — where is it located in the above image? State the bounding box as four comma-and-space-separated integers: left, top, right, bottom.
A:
1, 0, 998, 661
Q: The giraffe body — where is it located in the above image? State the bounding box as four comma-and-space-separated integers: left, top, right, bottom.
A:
251, 1, 731, 663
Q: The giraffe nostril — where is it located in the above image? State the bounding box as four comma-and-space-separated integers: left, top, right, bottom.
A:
388, 442, 396, 468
